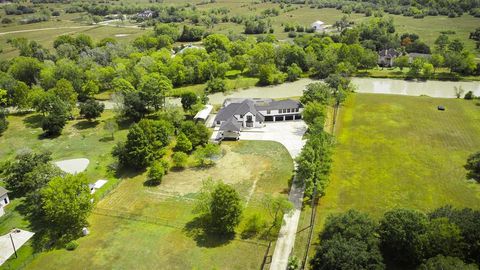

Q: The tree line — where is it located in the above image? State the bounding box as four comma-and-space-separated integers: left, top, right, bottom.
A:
310, 206, 480, 270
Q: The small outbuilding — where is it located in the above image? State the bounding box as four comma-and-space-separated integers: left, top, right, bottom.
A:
0, 186, 10, 217
194, 104, 213, 122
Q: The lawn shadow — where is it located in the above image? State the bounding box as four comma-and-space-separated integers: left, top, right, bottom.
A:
143, 179, 161, 187
23, 114, 43, 129
184, 216, 234, 248
73, 120, 99, 130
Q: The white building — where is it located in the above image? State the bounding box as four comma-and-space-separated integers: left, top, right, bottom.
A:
0, 186, 10, 217
311, 20, 325, 32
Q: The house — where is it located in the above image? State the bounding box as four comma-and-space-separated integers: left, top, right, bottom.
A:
214, 98, 303, 140
378, 49, 401, 67
407, 53, 431, 64
136, 10, 154, 20
0, 186, 10, 217
311, 20, 325, 32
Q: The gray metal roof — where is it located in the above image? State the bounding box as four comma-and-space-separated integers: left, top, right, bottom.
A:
256, 99, 303, 111
215, 99, 265, 122
0, 186, 9, 197
219, 118, 241, 132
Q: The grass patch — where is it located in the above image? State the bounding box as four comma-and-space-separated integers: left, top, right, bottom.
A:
13, 141, 292, 270
296, 93, 480, 263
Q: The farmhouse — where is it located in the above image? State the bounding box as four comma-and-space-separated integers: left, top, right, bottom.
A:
214, 98, 303, 139
311, 20, 325, 31
378, 49, 401, 67
0, 186, 10, 217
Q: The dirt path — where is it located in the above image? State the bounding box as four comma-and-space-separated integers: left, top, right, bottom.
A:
0, 26, 95, 35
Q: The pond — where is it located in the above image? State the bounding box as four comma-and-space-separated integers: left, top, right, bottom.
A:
207, 78, 480, 105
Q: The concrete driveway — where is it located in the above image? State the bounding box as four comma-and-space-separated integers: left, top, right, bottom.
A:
239, 120, 307, 158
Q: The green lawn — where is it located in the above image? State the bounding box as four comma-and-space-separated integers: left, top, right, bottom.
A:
1, 140, 293, 270
294, 93, 480, 264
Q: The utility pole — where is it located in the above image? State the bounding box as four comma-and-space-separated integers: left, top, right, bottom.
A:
9, 233, 17, 259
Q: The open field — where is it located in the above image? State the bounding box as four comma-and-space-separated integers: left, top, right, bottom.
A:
293, 93, 480, 264
2, 141, 294, 270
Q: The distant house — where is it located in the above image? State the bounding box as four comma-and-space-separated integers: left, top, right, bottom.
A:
378, 49, 401, 67
214, 98, 303, 140
136, 10, 155, 20
407, 53, 431, 63
311, 20, 325, 32
0, 186, 10, 217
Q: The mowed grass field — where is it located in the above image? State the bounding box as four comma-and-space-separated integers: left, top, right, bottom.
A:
294, 93, 480, 262
318, 93, 480, 226
5, 141, 293, 270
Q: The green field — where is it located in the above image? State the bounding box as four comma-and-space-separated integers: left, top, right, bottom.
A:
1, 2, 479, 60
294, 93, 480, 263
1, 139, 293, 270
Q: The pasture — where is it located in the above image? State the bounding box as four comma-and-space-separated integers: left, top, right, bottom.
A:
7, 141, 294, 270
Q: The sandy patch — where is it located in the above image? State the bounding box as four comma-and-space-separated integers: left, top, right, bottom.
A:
55, 158, 90, 174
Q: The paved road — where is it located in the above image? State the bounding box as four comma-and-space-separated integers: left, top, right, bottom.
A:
239, 121, 307, 270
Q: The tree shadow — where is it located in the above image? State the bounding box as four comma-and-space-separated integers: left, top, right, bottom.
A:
73, 120, 99, 130
184, 216, 234, 248
99, 136, 114, 142
143, 179, 160, 187
23, 114, 43, 129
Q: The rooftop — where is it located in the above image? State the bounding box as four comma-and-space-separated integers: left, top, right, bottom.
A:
0, 186, 9, 197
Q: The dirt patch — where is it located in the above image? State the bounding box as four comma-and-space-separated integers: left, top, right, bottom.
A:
54, 158, 89, 174
158, 144, 268, 197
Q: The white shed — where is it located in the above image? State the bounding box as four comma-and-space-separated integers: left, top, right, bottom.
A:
311, 20, 325, 31
194, 104, 213, 121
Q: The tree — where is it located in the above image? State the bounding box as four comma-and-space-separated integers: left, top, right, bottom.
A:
0, 109, 7, 135
114, 119, 174, 169
180, 121, 211, 148
205, 78, 227, 93
103, 119, 118, 139
172, 151, 188, 169
419, 255, 478, 270
50, 79, 77, 109
311, 210, 384, 270
1, 150, 54, 197
378, 209, 428, 267
394, 55, 410, 71
8, 56, 42, 86
262, 195, 293, 230
422, 218, 465, 259
193, 143, 221, 167
79, 80, 99, 101
38, 174, 92, 245
207, 182, 243, 234
147, 161, 165, 185
203, 34, 230, 53
12, 81, 30, 110
300, 83, 334, 105
138, 73, 173, 111
430, 54, 444, 73
465, 151, 480, 182
258, 64, 286, 86
302, 102, 326, 126
422, 63, 434, 79
434, 34, 450, 53
180, 91, 198, 111
448, 39, 464, 53
79, 99, 105, 121
286, 63, 302, 82
123, 91, 148, 121
454, 86, 465, 98
175, 132, 193, 153
40, 96, 70, 136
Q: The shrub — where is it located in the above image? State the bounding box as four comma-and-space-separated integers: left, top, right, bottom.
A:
172, 152, 188, 169
0, 110, 8, 135
174, 132, 193, 153
205, 78, 227, 93
65, 240, 79, 251
464, 91, 475, 100
147, 161, 165, 185
241, 213, 266, 239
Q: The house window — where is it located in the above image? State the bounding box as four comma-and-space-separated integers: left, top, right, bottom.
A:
287, 109, 291, 113
3, 198, 7, 204
267, 110, 271, 114
239, 115, 242, 119
216, 121, 220, 125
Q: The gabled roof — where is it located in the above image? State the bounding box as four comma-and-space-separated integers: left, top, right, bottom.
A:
220, 118, 241, 132
215, 99, 265, 122
378, 49, 400, 58
0, 186, 9, 197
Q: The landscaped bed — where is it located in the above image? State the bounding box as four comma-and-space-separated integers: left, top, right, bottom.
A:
17, 141, 293, 270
